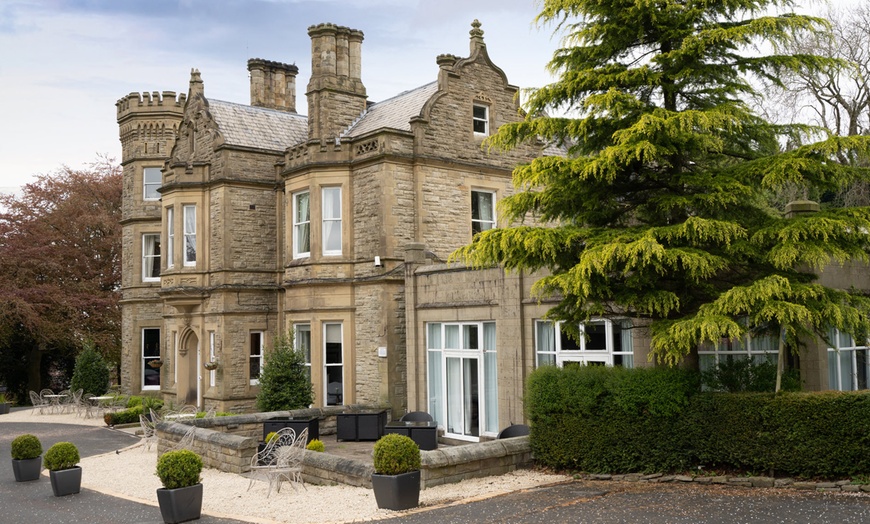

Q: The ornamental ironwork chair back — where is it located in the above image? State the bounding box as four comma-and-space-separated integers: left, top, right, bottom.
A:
247, 427, 304, 497
29, 391, 47, 415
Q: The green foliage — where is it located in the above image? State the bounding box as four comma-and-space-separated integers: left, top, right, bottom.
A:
265, 432, 278, 444
702, 358, 801, 393
11, 434, 42, 460
306, 439, 325, 452
70, 341, 109, 396
453, 0, 870, 366
43, 442, 80, 471
105, 405, 144, 426
527, 366, 870, 478
156, 449, 203, 489
255, 331, 314, 412
0, 392, 14, 405
373, 434, 421, 475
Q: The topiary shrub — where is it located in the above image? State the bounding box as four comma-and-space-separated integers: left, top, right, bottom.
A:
70, 341, 110, 397
156, 449, 203, 489
373, 434, 420, 475
255, 331, 314, 412
43, 442, 80, 471
265, 432, 278, 444
104, 405, 144, 426
306, 439, 325, 452
11, 434, 42, 460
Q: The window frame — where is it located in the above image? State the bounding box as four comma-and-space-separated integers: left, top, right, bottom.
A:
166, 206, 175, 269
142, 328, 161, 391
697, 323, 778, 375
249, 331, 264, 386
471, 190, 496, 235
324, 322, 343, 406
321, 187, 342, 256
142, 233, 161, 282
535, 319, 634, 368
426, 321, 498, 440
183, 204, 196, 267
143, 167, 162, 201
827, 328, 870, 391
294, 323, 312, 381
472, 104, 489, 136
292, 190, 310, 259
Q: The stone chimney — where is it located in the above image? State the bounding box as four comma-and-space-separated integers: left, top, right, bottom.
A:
306, 23, 367, 142
247, 59, 298, 112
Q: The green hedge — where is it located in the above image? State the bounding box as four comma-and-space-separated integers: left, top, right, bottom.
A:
526, 365, 870, 479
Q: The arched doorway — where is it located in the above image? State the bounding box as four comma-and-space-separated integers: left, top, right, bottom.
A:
178, 327, 201, 408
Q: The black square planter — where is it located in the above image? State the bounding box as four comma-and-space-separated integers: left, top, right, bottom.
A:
157, 483, 203, 524
372, 470, 421, 511
12, 457, 42, 482
49, 466, 81, 497
336, 410, 387, 441
262, 417, 319, 443
384, 421, 438, 450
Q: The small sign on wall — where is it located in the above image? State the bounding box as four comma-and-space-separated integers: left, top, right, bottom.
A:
377, 346, 387, 358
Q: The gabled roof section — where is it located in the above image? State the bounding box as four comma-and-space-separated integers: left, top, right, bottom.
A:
209, 99, 308, 151
345, 82, 438, 137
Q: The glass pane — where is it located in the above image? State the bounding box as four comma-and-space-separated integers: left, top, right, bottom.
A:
859, 349, 869, 390
427, 323, 442, 350
560, 325, 580, 351
326, 367, 343, 405
143, 329, 160, 358
841, 350, 855, 391
473, 106, 487, 119
840, 330, 853, 348
614, 353, 634, 368
464, 358, 479, 437
446, 358, 462, 434
323, 220, 341, 252
325, 324, 342, 364
445, 325, 460, 349
537, 352, 556, 367
584, 322, 607, 350
484, 350, 498, 433
828, 350, 840, 390
463, 324, 479, 350
428, 350, 443, 424
295, 324, 311, 364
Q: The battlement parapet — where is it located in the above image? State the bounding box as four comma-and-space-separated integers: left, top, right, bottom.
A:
117, 91, 187, 121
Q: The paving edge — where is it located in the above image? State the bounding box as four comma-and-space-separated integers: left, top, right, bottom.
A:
575, 473, 870, 493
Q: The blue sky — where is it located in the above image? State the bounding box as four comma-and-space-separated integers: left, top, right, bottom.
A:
0, 0, 561, 192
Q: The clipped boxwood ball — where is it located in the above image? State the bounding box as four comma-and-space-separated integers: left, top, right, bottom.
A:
306, 438, 325, 452
156, 449, 203, 489
372, 433, 420, 475
44, 442, 80, 471
11, 434, 42, 460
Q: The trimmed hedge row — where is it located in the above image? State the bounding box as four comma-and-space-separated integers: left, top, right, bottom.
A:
526, 365, 870, 479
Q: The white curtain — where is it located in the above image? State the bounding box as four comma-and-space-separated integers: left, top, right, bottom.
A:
295, 192, 309, 254
536, 322, 556, 366
183, 206, 196, 263
446, 358, 462, 434
322, 188, 341, 253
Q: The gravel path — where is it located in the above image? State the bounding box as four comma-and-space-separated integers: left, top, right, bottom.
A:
2, 408, 571, 523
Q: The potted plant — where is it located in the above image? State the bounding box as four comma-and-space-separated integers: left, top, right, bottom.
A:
44, 441, 81, 496
203, 360, 218, 371
371, 433, 421, 511
10, 434, 43, 482
0, 392, 12, 415
149, 359, 164, 369
155, 449, 203, 524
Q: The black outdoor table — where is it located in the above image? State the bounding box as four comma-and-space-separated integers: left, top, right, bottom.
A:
384, 420, 438, 450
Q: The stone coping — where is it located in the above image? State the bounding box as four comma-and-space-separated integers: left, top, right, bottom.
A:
575, 472, 870, 493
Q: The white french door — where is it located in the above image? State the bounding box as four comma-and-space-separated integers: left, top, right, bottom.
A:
445, 355, 480, 439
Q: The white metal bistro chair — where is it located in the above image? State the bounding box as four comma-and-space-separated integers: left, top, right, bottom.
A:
247, 427, 308, 497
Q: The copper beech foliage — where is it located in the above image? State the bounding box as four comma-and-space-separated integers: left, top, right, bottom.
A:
0, 157, 122, 381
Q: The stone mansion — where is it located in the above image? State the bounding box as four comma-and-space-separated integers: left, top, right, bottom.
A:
117, 21, 869, 442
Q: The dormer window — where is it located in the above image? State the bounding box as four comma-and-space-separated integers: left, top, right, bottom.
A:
473, 104, 489, 136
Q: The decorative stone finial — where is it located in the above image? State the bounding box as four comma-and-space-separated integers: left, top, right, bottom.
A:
190, 68, 202, 84
470, 19, 484, 41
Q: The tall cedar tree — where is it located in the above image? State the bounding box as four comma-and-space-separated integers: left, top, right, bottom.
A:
454, 0, 870, 364
0, 158, 121, 397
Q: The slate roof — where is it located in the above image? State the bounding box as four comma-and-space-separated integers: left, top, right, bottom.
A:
209, 99, 308, 151
345, 82, 438, 137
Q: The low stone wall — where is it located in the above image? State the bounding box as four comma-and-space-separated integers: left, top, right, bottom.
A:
154, 408, 534, 488
577, 472, 870, 493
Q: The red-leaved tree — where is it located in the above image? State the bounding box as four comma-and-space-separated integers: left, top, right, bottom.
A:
0, 157, 121, 399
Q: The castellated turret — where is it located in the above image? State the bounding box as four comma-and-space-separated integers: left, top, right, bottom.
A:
248, 59, 298, 112
116, 91, 186, 164
306, 23, 367, 142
